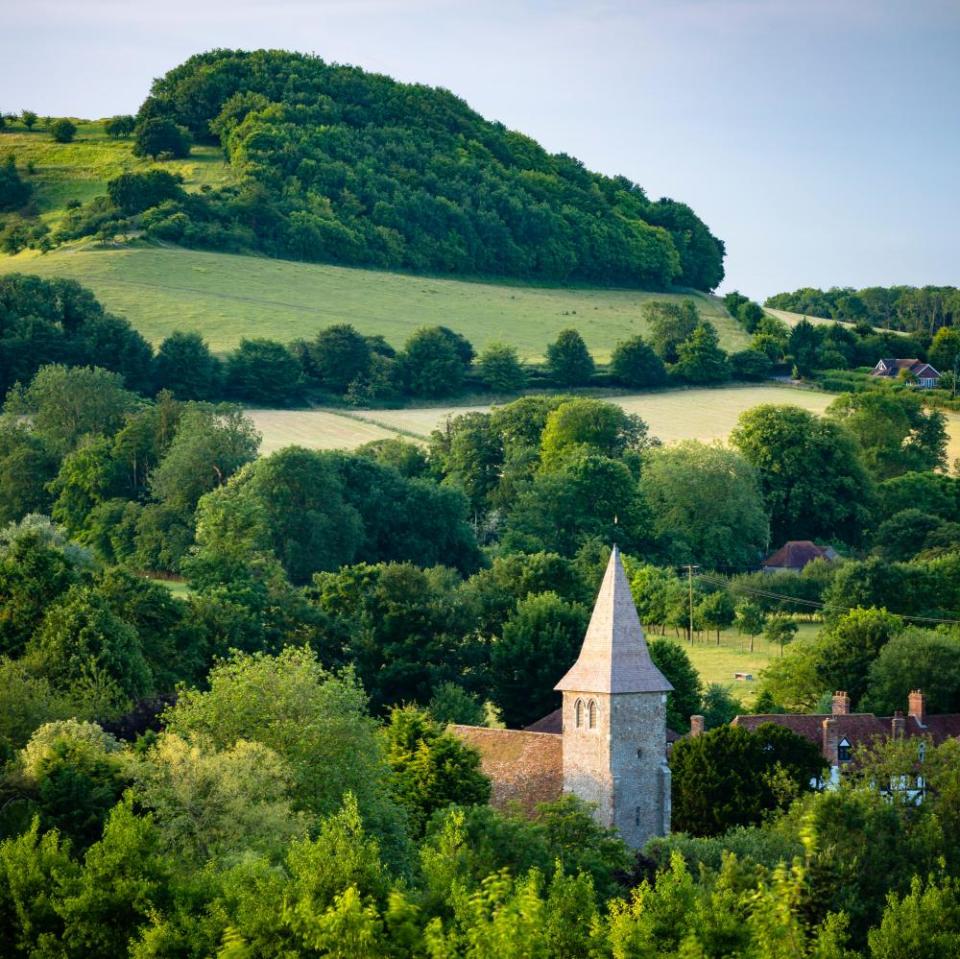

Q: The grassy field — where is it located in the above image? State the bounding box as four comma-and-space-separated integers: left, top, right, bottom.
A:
764, 306, 908, 336
0, 243, 747, 359
680, 622, 820, 707
0, 120, 231, 227
248, 385, 836, 450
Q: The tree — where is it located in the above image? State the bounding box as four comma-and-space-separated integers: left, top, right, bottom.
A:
648, 638, 702, 732
106, 169, 184, 215
153, 331, 222, 400
639, 441, 769, 571
539, 398, 648, 469
863, 630, 960, 715
827, 390, 947, 479
20, 111, 38, 130
868, 876, 960, 959
476, 342, 527, 393
734, 600, 765, 652
397, 327, 468, 397
787, 319, 822, 375
697, 590, 735, 644
163, 646, 407, 859
0, 155, 31, 211
4, 364, 138, 454
50, 119, 77, 143
764, 614, 799, 657
644, 300, 699, 363
381, 706, 490, 836
133, 732, 307, 865
0, 424, 58, 524
103, 115, 136, 139
307, 324, 372, 394
311, 562, 482, 714
25, 585, 152, 702
729, 349, 773, 381
731, 404, 873, 544
672, 322, 730, 384
490, 592, 590, 728
148, 404, 259, 514
225, 338, 304, 405
669, 723, 824, 836
609, 336, 667, 389
816, 606, 904, 705
133, 117, 191, 158
545, 329, 595, 386
193, 446, 363, 583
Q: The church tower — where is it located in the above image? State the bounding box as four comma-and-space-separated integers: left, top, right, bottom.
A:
554, 546, 672, 848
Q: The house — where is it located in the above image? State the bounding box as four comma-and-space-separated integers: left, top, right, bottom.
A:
870, 358, 941, 388
762, 540, 838, 574
732, 689, 960, 788
452, 546, 673, 848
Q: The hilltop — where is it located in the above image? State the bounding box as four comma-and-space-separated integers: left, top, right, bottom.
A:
1, 49, 724, 289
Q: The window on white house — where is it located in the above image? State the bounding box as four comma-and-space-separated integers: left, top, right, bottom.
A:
838, 737, 852, 763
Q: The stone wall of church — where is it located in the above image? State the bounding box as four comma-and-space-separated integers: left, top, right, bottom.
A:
561, 690, 670, 848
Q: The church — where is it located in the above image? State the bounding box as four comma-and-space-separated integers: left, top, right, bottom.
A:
452, 546, 673, 848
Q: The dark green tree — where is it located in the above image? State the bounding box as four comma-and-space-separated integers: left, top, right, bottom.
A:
133, 117, 191, 159
670, 723, 824, 836
104, 115, 136, 138
644, 300, 699, 363
476, 342, 527, 392
307, 324, 372, 394
398, 327, 468, 397
490, 592, 590, 728
864, 630, 960, 715
153, 331, 222, 400
225, 338, 304, 405
672, 323, 730, 384
609, 335, 668, 388
546, 329, 595, 386
50, 119, 77, 143
648, 638, 702, 732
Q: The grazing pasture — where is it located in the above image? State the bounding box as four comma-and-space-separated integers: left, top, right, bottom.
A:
0, 244, 746, 358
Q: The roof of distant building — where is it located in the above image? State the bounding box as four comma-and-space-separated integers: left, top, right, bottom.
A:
762, 540, 836, 570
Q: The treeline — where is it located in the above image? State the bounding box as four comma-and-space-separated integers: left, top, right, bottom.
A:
723, 289, 929, 377
0, 275, 775, 407
765, 284, 960, 336
41, 49, 725, 288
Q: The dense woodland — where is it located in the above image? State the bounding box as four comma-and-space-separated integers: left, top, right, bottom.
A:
5, 273, 960, 951
4, 49, 725, 289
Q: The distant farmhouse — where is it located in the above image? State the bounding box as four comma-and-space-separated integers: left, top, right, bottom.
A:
762, 540, 838, 574
870, 358, 940, 388
734, 689, 960, 788
453, 547, 673, 849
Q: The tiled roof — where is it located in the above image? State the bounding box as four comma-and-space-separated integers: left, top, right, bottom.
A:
555, 546, 672, 694
450, 726, 563, 814
734, 711, 960, 748
762, 540, 830, 570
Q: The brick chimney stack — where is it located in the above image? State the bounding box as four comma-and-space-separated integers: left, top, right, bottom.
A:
832, 691, 851, 715
908, 690, 926, 727
690, 715, 705, 737
822, 717, 839, 766
891, 711, 906, 739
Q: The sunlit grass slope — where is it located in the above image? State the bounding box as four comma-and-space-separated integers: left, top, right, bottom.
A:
0, 244, 747, 359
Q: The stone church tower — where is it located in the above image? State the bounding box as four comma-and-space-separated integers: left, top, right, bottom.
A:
555, 546, 672, 848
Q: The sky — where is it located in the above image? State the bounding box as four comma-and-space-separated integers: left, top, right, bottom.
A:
2, 0, 958, 298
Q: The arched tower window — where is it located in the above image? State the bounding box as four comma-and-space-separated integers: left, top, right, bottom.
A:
588, 700, 597, 729
574, 699, 583, 728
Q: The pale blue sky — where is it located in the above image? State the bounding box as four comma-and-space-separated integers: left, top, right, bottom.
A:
2, 0, 958, 298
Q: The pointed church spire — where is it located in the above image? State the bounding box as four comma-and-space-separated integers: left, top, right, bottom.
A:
555, 546, 672, 694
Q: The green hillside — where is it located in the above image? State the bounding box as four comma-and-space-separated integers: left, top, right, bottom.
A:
0, 243, 743, 358
0, 119, 231, 227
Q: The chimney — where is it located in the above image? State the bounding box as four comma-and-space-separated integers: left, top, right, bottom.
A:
832, 691, 851, 716
690, 715, 705, 737
822, 717, 839, 766
908, 690, 926, 727
891, 711, 906, 739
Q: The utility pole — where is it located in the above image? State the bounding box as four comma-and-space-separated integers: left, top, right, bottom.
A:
683, 565, 699, 644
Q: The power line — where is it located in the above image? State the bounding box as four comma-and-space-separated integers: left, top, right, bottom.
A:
696, 572, 960, 627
